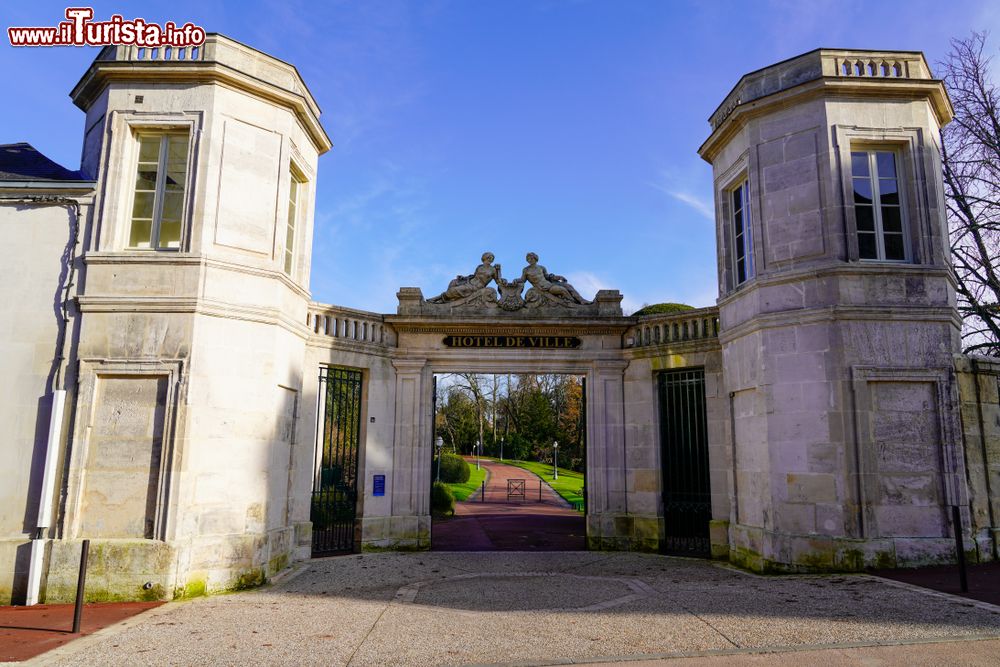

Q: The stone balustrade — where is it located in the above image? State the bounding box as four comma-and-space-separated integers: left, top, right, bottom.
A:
91, 35, 318, 122
822, 50, 929, 80
625, 307, 720, 349
97, 43, 204, 62
709, 49, 932, 131
307, 303, 393, 347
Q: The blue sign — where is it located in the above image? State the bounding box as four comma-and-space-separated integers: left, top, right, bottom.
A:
373, 474, 386, 497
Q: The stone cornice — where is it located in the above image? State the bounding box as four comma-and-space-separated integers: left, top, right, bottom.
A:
384, 317, 632, 336
76, 295, 311, 340
392, 358, 428, 373
71, 59, 330, 154
719, 303, 961, 344
84, 252, 312, 300
309, 302, 387, 322
699, 77, 952, 162
624, 338, 722, 359
716, 262, 956, 311
306, 338, 394, 357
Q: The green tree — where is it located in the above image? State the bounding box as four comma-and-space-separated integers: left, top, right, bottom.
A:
435, 387, 478, 453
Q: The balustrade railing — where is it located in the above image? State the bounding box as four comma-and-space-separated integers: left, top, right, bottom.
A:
98, 43, 204, 62
625, 307, 720, 349
307, 303, 392, 347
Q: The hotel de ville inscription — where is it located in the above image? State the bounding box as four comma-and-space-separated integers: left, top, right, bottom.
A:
443, 334, 582, 349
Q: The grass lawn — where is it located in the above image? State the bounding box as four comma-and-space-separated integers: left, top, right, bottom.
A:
442, 463, 488, 502
501, 459, 584, 511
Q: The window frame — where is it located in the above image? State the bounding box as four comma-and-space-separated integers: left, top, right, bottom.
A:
729, 177, 754, 287
284, 165, 306, 277
850, 147, 911, 263
126, 129, 192, 251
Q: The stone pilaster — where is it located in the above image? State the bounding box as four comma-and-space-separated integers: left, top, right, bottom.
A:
378, 358, 432, 549
587, 360, 634, 549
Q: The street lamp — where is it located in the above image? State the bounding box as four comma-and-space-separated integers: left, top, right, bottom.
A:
435, 436, 444, 482
500, 438, 504, 462
553, 441, 559, 480
476, 439, 481, 470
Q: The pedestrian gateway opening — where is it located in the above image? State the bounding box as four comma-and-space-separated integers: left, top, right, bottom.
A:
430, 373, 587, 551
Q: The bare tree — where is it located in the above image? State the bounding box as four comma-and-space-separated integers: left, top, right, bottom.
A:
940, 32, 1000, 355
450, 373, 489, 454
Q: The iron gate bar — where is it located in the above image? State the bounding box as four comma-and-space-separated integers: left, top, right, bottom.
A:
581, 376, 587, 515
311, 366, 363, 556
658, 368, 711, 557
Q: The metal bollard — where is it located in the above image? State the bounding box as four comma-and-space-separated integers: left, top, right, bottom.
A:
952, 506, 969, 593
481, 480, 485, 503
539, 481, 542, 501
71, 539, 90, 633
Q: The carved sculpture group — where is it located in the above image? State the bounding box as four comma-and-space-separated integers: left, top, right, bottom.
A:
428, 252, 591, 311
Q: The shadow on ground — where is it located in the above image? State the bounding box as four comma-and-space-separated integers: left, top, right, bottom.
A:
35, 552, 1000, 667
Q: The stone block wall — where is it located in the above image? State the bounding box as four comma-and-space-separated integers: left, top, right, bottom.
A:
955, 355, 1000, 561
0, 197, 92, 604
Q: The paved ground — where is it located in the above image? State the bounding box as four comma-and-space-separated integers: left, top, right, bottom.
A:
24, 551, 1000, 666
0, 602, 161, 662
433, 459, 585, 551
874, 560, 1000, 606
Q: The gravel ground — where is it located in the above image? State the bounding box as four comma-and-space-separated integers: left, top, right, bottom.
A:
30, 552, 1000, 666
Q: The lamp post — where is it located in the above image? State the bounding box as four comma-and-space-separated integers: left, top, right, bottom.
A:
553, 441, 559, 480
435, 436, 444, 482
476, 440, 481, 470
500, 438, 504, 462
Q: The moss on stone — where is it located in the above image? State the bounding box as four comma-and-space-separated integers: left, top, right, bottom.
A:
232, 568, 266, 591
174, 576, 207, 599
139, 583, 166, 601
729, 542, 903, 574
633, 303, 695, 317
268, 553, 289, 575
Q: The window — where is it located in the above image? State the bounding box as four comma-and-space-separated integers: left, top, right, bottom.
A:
851, 150, 907, 261
731, 179, 754, 285
284, 171, 302, 275
129, 133, 188, 249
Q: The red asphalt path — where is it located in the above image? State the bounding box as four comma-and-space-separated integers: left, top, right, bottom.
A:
0, 601, 161, 662
432, 458, 586, 551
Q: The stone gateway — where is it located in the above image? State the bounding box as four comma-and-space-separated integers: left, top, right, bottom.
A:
1, 39, 998, 605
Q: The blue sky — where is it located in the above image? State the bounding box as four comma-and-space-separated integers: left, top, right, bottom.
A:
3, 1, 999, 313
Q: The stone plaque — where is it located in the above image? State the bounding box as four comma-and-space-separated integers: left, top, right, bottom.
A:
443, 335, 581, 349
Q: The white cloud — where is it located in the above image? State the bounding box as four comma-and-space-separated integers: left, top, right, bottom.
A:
647, 167, 715, 222
667, 190, 715, 221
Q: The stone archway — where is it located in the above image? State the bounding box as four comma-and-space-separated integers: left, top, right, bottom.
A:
302, 253, 726, 555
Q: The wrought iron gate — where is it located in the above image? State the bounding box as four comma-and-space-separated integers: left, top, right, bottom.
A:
311, 366, 363, 556
658, 368, 711, 557
580, 376, 587, 514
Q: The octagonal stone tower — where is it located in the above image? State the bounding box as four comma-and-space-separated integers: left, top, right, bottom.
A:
42, 36, 330, 599
699, 50, 963, 570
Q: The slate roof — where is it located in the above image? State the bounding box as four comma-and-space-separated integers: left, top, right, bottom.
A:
0, 143, 87, 181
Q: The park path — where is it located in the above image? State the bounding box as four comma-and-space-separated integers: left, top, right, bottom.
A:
432, 458, 585, 551
466, 457, 572, 508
